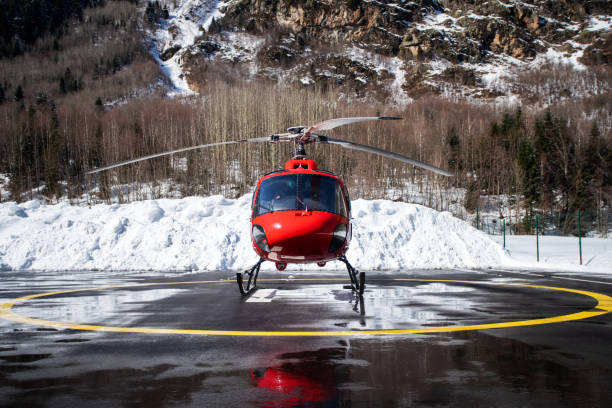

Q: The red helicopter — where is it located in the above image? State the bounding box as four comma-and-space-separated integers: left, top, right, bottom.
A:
86, 117, 453, 296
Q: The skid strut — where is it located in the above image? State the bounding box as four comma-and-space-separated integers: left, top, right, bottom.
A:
237, 258, 265, 296
339, 256, 365, 295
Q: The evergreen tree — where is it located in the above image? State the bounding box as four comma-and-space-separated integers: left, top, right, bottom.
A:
59, 77, 67, 94
446, 126, 461, 172
60, 68, 81, 93
145, 2, 155, 24
517, 138, 539, 208
534, 110, 566, 209
605, 133, 612, 188
145, 1, 168, 25
1, 0, 93, 56
14, 85, 23, 101
8, 107, 37, 199
580, 123, 608, 212
43, 110, 61, 198
208, 17, 220, 34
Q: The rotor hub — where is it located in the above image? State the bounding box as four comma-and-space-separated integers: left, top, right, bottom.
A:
293, 142, 308, 159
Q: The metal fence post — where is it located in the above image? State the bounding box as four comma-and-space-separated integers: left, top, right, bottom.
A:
503, 218, 506, 249
476, 207, 479, 230
578, 210, 583, 265
536, 215, 539, 262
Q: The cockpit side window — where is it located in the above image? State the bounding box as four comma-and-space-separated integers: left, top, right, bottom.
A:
342, 183, 351, 213
253, 175, 297, 217
335, 182, 348, 217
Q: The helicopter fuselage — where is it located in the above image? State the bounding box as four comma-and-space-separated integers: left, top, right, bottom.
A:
250, 159, 351, 265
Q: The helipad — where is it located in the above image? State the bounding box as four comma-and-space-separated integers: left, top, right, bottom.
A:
2, 278, 611, 336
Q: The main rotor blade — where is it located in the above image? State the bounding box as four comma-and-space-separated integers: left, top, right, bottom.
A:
85, 137, 270, 175
326, 137, 455, 177
308, 116, 401, 133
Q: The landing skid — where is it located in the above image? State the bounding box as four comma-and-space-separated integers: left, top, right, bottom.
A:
352, 292, 366, 316
237, 257, 364, 297
339, 256, 365, 295
237, 258, 264, 296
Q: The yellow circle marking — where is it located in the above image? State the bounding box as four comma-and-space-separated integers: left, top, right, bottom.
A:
1, 278, 611, 337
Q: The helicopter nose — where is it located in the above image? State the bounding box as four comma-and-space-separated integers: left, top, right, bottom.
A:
259, 212, 340, 258
251, 209, 350, 262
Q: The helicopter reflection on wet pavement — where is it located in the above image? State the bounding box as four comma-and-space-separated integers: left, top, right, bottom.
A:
1, 269, 612, 407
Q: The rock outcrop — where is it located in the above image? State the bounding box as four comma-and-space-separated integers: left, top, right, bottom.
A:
180, 0, 611, 103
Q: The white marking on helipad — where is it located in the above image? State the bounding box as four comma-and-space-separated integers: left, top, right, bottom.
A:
245, 289, 277, 303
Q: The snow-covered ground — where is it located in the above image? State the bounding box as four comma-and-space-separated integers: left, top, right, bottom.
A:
494, 235, 612, 274
0, 195, 610, 275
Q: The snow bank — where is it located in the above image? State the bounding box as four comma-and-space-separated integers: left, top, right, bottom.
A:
0, 174, 9, 201
0, 196, 509, 272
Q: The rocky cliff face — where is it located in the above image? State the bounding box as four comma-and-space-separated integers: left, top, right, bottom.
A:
176, 0, 612, 104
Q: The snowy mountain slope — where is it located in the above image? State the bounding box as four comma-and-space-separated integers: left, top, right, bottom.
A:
150, 0, 612, 104
150, 0, 230, 94
0, 196, 509, 272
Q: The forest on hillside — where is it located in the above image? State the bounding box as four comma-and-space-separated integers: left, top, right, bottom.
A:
0, 0, 611, 236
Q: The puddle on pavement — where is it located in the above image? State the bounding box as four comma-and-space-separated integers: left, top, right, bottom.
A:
3, 331, 609, 407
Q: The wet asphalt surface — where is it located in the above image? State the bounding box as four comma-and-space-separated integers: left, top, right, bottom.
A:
1, 269, 612, 407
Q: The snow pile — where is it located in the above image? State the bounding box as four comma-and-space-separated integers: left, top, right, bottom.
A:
0, 174, 9, 202
0, 196, 509, 272
348, 199, 507, 270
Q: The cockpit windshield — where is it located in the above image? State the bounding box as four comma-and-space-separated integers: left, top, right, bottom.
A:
253, 174, 348, 217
